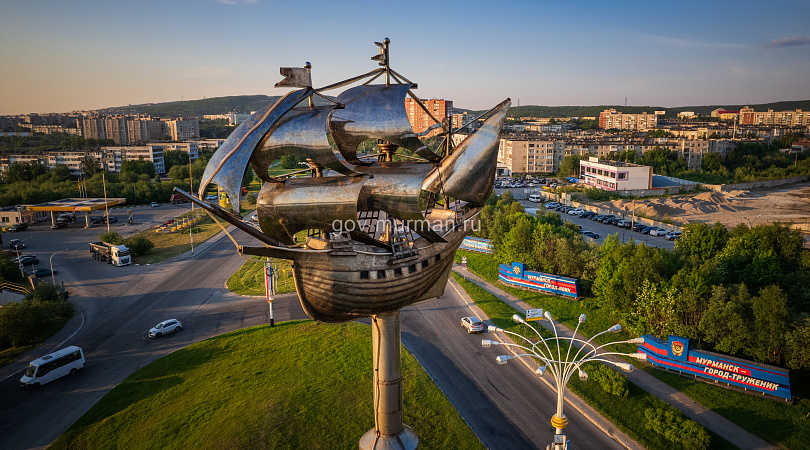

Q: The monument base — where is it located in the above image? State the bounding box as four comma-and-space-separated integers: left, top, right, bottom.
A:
359, 425, 419, 450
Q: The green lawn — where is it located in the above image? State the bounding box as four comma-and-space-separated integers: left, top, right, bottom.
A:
50, 321, 483, 449
457, 250, 810, 448
226, 257, 296, 296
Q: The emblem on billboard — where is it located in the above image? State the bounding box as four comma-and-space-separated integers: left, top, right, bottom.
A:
671, 340, 684, 357
513, 265, 522, 275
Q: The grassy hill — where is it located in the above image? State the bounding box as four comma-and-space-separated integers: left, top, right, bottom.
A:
49, 321, 483, 449
100, 94, 810, 121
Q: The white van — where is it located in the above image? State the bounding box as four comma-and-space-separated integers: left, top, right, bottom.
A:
528, 194, 543, 203
20, 346, 85, 389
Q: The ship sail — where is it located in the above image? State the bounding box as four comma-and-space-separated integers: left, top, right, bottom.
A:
198, 88, 312, 214
422, 98, 511, 206
249, 105, 356, 180
328, 84, 442, 164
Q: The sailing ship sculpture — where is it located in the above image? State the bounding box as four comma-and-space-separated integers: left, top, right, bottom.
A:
178, 39, 509, 323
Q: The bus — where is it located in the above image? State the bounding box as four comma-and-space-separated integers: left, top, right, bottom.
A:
19, 346, 85, 389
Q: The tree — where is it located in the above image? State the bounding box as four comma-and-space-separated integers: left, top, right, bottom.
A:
558, 155, 583, 177
49, 164, 72, 183
675, 222, 728, 262
82, 157, 102, 177
701, 152, 723, 172
163, 150, 190, 172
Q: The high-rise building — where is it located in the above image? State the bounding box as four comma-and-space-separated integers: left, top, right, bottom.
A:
739, 107, 809, 126
599, 109, 658, 131
404, 98, 453, 137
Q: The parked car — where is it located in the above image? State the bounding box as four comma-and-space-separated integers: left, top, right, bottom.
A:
600, 215, 616, 224
150, 202, 159, 207
9, 239, 25, 250
461, 316, 484, 334
8, 223, 28, 232
582, 231, 600, 239
32, 268, 57, 278
665, 231, 682, 241
580, 211, 595, 219
650, 228, 670, 236
149, 319, 182, 338
616, 219, 632, 228
14, 255, 39, 266
51, 221, 67, 229
590, 215, 604, 222
205, 194, 218, 201
644, 227, 662, 235
91, 217, 104, 225
567, 208, 585, 216
632, 223, 648, 232
604, 218, 620, 225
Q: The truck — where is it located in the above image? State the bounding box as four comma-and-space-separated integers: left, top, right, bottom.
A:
170, 194, 188, 204
89, 242, 132, 266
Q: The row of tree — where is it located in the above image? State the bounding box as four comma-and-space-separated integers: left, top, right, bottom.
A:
475, 192, 810, 371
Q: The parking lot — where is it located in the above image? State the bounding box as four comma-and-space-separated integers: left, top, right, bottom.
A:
494, 189, 678, 251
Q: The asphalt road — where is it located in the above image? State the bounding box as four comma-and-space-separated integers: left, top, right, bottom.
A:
0, 202, 624, 449
401, 284, 622, 450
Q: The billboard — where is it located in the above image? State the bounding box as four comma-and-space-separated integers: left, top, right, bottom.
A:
498, 262, 580, 298
639, 334, 792, 401
459, 237, 493, 254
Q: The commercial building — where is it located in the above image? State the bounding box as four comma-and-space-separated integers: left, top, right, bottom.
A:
580, 157, 651, 191
598, 109, 658, 131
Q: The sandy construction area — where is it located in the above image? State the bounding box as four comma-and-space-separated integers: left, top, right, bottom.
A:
598, 182, 810, 231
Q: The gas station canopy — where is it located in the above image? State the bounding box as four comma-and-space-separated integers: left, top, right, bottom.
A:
27, 198, 126, 213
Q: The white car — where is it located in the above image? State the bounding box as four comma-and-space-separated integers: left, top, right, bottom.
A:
651, 228, 670, 236
150, 202, 159, 207
205, 194, 218, 201
461, 316, 484, 334
544, 202, 560, 209
567, 208, 585, 216
149, 319, 182, 338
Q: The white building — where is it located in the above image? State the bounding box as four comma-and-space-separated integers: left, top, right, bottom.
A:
579, 157, 651, 191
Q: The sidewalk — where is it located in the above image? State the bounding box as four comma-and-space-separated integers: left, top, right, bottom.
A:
452, 265, 775, 450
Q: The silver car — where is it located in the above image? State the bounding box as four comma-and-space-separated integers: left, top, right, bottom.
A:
149, 319, 182, 338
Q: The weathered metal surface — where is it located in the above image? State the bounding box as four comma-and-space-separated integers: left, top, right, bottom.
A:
249, 105, 356, 179
328, 84, 441, 165
198, 89, 311, 214
275, 65, 312, 88
422, 98, 510, 206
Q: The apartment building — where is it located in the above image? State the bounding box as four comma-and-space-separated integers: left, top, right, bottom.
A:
498, 135, 565, 174
599, 109, 658, 131
404, 98, 453, 137
580, 157, 651, 191
103, 145, 165, 174
739, 107, 810, 127
81, 115, 199, 144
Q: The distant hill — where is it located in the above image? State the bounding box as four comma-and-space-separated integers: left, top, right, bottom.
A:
101, 95, 282, 117
500, 100, 810, 119
101, 95, 810, 120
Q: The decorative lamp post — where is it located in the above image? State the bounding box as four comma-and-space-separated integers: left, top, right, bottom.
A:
482, 312, 647, 449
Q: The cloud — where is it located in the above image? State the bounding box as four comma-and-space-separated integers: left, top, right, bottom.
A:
218, 0, 237, 4
764, 37, 810, 49
648, 35, 747, 50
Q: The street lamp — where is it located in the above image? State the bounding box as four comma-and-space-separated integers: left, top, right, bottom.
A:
482, 312, 646, 449
741, 214, 761, 228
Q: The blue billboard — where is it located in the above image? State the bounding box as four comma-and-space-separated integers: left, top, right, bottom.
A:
498, 262, 580, 298
639, 335, 792, 401
459, 237, 493, 254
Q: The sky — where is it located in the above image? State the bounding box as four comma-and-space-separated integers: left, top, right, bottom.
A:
1, 0, 809, 115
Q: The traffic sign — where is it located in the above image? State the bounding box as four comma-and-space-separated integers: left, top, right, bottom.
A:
526, 308, 544, 321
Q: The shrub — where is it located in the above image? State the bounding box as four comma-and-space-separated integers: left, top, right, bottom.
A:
644, 407, 711, 449
0, 299, 72, 348
99, 231, 124, 244
584, 362, 629, 397
25, 283, 60, 302
123, 236, 154, 256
